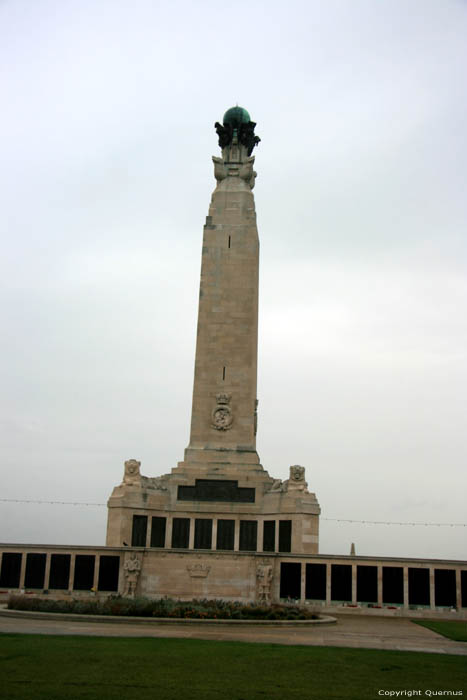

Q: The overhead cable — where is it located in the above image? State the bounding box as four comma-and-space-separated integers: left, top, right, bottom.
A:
0, 498, 465, 527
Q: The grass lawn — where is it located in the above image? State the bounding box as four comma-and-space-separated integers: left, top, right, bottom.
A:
413, 619, 467, 642
1, 634, 466, 700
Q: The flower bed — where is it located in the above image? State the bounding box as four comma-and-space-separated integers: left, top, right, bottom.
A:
7, 594, 319, 620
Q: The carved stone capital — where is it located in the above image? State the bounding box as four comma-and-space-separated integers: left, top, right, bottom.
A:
212, 156, 227, 182
239, 157, 257, 190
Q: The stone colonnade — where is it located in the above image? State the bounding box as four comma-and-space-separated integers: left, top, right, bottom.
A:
0, 546, 466, 619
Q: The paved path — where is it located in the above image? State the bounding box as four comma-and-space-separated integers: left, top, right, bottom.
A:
0, 610, 466, 655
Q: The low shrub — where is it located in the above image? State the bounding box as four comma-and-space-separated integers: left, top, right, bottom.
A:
8, 594, 319, 620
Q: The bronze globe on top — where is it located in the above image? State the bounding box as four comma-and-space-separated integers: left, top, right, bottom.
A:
222, 106, 251, 129
215, 106, 260, 156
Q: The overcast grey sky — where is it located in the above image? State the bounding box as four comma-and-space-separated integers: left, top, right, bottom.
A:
1, 0, 466, 559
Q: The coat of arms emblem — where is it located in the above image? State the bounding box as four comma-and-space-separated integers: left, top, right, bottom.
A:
211, 393, 233, 430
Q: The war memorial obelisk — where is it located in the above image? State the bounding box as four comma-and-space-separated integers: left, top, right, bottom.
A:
106, 107, 320, 562
4, 108, 464, 612
180, 106, 262, 474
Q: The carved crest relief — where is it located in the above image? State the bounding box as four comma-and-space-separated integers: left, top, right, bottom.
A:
211, 393, 233, 431
187, 564, 211, 578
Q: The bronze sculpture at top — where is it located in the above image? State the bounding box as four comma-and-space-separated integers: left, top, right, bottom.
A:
215, 106, 261, 156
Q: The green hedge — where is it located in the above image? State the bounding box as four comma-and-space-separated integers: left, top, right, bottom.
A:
8, 594, 318, 620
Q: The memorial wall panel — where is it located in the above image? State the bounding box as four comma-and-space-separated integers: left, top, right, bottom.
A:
24, 553, 46, 589
49, 554, 71, 590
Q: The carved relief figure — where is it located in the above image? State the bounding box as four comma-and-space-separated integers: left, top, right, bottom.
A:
123, 459, 167, 490
268, 466, 308, 493
269, 478, 284, 492
214, 117, 260, 155
123, 553, 141, 598
123, 459, 141, 486
211, 393, 233, 431
290, 465, 305, 482
256, 562, 273, 604
284, 465, 308, 493
141, 475, 167, 491
238, 121, 261, 156
124, 459, 140, 478
214, 121, 233, 148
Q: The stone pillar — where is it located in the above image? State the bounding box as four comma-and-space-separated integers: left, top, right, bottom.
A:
234, 519, 240, 551
189, 518, 195, 550
377, 565, 383, 606
19, 553, 27, 591
326, 563, 331, 605
93, 556, 100, 592
257, 520, 264, 553
44, 553, 52, 590
429, 568, 435, 610
300, 562, 306, 603
145, 521, 151, 548
68, 554, 76, 592
351, 564, 357, 604
212, 519, 218, 551
117, 554, 123, 594
455, 569, 462, 610
403, 566, 409, 609
166, 517, 173, 549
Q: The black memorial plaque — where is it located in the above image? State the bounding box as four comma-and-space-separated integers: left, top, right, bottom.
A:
194, 519, 213, 549
409, 567, 430, 606
239, 520, 257, 551
178, 479, 255, 503
216, 520, 235, 550
131, 515, 148, 547
278, 520, 292, 553
280, 562, 301, 599
331, 564, 352, 602
150, 517, 166, 548
383, 566, 404, 605
0, 552, 22, 588
306, 563, 326, 600
172, 518, 190, 548
434, 569, 456, 607
73, 555, 95, 591
357, 565, 378, 603
49, 554, 71, 590
98, 555, 120, 592
263, 520, 275, 552
24, 553, 46, 589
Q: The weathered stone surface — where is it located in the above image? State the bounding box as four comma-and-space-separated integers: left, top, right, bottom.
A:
106, 113, 321, 560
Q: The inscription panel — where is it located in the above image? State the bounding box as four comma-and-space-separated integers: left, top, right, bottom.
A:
178, 479, 255, 503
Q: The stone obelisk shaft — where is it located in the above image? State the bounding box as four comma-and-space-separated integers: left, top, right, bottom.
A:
184, 138, 260, 467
